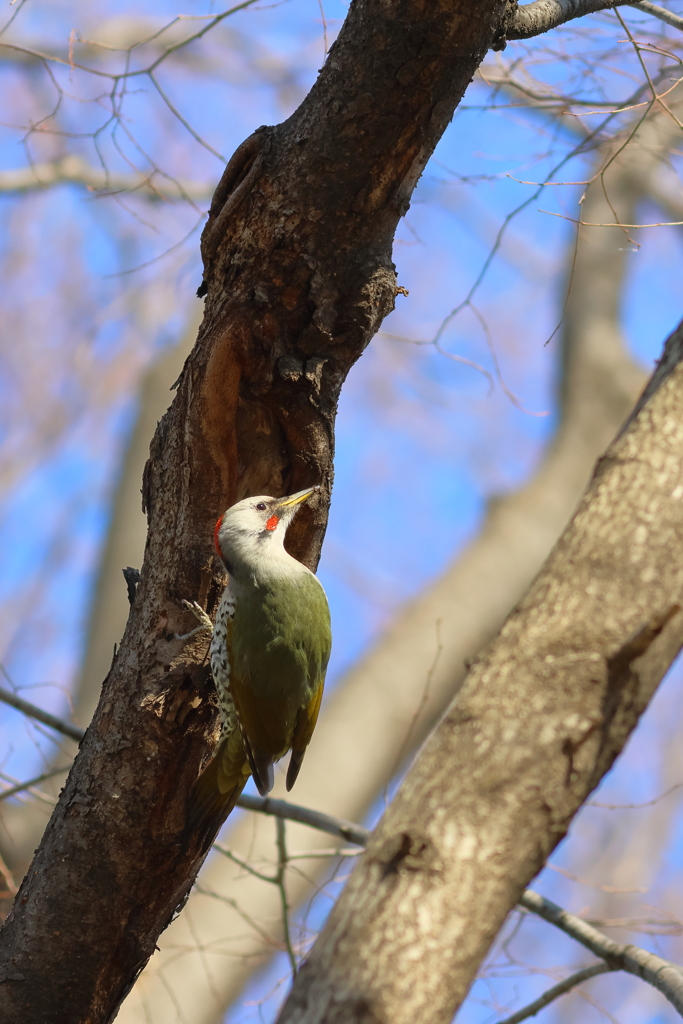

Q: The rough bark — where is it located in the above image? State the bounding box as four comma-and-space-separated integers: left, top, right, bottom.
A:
119, 96, 662, 1023
0, 1, 508, 1021
277, 319, 683, 1024
0, 329, 197, 880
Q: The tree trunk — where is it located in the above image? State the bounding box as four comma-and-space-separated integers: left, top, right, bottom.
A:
277, 320, 683, 1024
0, 1, 507, 1020
119, 114, 651, 1022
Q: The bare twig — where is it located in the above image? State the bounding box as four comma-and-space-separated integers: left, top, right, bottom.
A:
0, 1, 262, 81
0, 157, 213, 200
0, 766, 70, 802
0, 852, 17, 899
235, 794, 371, 847
286, 848, 362, 860
0, 677, 84, 743
213, 844, 278, 884
519, 890, 683, 1014
628, 0, 683, 34
586, 916, 683, 936
508, 0, 683, 40
0, 771, 58, 807
496, 963, 614, 1024
587, 781, 683, 809
275, 818, 298, 976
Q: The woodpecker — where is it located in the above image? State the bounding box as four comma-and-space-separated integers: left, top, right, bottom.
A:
188, 487, 331, 845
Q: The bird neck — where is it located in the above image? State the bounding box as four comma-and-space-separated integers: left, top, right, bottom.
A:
222, 533, 310, 590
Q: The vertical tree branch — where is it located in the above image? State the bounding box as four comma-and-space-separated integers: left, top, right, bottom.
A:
275, 819, 298, 976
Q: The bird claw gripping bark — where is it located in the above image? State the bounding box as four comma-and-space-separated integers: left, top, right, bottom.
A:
176, 599, 213, 640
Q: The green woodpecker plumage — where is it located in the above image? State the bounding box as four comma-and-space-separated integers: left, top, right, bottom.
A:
189, 487, 331, 846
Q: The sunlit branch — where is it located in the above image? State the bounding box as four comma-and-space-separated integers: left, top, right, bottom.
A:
221, 800, 683, 1015
496, 962, 614, 1024
0, 157, 213, 200
631, 0, 683, 32
508, 0, 683, 39
236, 793, 370, 846
519, 890, 683, 1014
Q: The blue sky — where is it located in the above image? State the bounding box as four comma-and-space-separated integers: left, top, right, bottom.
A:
1, 1, 683, 1021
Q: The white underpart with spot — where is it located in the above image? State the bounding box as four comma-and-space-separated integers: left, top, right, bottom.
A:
210, 581, 238, 742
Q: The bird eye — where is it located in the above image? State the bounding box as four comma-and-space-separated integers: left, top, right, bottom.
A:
255, 502, 267, 511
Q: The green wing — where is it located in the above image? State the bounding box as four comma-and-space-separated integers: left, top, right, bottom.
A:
230, 570, 331, 780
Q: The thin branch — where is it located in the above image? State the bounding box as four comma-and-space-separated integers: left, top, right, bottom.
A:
235, 799, 683, 1015
0, 678, 84, 743
0, 850, 17, 898
147, 70, 225, 161
540, 210, 683, 227
586, 916, 683, 936
140, 0, 262, 73
235, 794, 371, 846
0, 1, 262, 80
0, 771, 58, 807
0, 157, 213, 201
424, 65, 667, 347
519, 890, 683, 1014
587, 781, 683, 809
286, 848, 362, 860
275, 818, 298, 976
213, 844, 278, 884
496, 963, 614, 1024
0, 766, 70, 802
628, 0, 683, 32
508, 0, 683, 40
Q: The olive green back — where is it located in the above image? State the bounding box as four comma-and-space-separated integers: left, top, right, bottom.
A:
232, 571, 331, 708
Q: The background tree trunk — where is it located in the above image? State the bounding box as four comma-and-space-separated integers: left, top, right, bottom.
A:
277, 317, 683, 1024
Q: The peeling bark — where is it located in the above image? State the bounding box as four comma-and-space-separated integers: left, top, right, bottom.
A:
0, 1, 508, 1020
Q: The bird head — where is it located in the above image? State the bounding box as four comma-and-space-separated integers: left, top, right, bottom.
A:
214, 487, 318, 575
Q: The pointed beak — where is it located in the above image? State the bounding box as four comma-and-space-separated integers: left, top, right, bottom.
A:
276, 485, 319, 511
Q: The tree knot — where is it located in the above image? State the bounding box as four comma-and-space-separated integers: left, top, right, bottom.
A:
375, 830, 441, 880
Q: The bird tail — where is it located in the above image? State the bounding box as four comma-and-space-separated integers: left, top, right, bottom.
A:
188, 734, 251, 853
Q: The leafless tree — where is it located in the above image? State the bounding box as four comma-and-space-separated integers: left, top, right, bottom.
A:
1, 2, 683, 1023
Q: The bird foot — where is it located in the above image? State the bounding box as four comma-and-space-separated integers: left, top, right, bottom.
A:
176, 600, 213, 640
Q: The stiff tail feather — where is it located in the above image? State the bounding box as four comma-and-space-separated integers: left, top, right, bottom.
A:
188, 737, 250, 853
